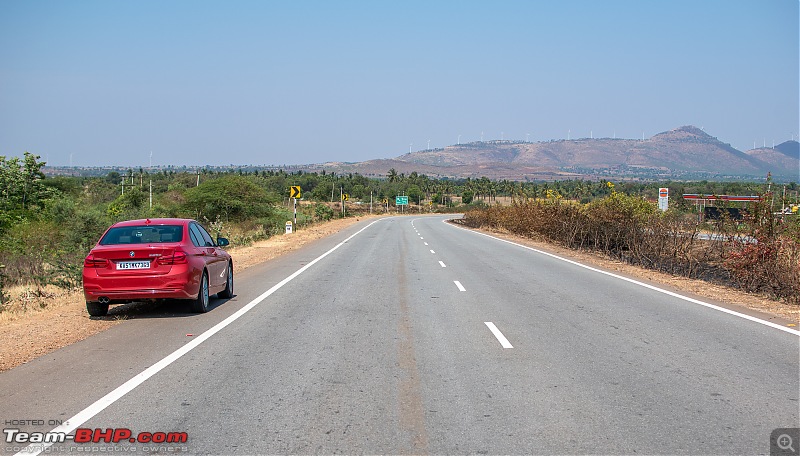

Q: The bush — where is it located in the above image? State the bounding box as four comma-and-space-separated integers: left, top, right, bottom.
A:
724, 200, 800, 303
315, 203, 334, 221
461, 192, 799, 303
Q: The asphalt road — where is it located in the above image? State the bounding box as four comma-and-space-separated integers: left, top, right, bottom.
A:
1, 215, 798, 455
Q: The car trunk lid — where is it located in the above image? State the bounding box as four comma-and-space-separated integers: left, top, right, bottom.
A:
86, 245, 183, 277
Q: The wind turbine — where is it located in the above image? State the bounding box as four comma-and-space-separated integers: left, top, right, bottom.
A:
457, 134, 461, 145
149, 151, 153, 169
427, 139, 430, 150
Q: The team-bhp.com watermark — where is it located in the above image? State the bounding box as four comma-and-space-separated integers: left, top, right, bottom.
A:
4, 426, 188, 453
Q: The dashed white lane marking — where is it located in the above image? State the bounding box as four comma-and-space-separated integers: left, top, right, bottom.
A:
485, 322, 514, 348
424, 242, 428, 246
430, 249, 436, 254
439, 261, 446, 268
454, 280, 466, 291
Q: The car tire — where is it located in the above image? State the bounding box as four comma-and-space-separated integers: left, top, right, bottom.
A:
218, 263, 233, 299
191, 270, 209, 313
86, 301, 109, 317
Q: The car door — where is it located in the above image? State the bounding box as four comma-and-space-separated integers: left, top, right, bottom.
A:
190, 222, 227, 289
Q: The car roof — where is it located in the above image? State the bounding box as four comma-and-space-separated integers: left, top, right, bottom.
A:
111, 218, 194, 228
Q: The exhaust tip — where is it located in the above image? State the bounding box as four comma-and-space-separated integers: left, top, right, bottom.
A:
98, 297, 110, 304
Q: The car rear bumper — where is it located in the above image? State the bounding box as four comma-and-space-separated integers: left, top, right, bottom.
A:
83, 287, 196, 303
83, 270, 199, 303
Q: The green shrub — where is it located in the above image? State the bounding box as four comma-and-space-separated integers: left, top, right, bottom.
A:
315, 203, 334, 221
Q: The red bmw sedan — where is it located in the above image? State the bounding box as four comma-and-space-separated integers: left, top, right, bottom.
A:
82, 218, 233, 316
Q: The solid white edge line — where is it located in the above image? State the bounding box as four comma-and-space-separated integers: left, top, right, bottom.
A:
485, 322, 514, 348
454, 280, 466, 291
445, 219, 800, 337
439, 261, 447, 268
15, 219, 384, 456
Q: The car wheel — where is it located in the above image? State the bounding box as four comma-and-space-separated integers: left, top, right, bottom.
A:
191, 270, 210, 313
218, 263, 233, 299
86, 301, 109, 317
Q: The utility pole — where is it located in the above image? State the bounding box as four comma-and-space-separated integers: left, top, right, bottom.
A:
782, 185, 787, 218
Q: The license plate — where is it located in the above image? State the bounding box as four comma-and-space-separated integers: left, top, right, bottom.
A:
116, 261, 151, 270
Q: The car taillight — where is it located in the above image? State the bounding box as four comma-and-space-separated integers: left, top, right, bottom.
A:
83, 254, 107, 268
159, 250, 187, 265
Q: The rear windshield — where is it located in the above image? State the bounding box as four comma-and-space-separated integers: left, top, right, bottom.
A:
99, 225, 184, 245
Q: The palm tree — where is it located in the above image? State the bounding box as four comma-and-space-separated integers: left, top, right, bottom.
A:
387, 168, 398, 183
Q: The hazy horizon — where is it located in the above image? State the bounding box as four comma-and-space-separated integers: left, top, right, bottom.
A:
1, 0, 798, 168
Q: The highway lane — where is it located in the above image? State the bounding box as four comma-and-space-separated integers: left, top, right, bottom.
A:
1, 215, 798, 455
411, 216, 799, 453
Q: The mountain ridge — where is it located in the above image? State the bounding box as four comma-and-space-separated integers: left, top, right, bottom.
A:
315, 126, 798, 181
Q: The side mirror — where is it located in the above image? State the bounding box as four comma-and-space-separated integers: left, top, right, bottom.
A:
216, 237, 229, 247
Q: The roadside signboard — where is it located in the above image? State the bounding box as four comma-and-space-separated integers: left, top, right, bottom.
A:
658, 187, 669, 211
396, 196, 409, 206
290, 186, 301, 228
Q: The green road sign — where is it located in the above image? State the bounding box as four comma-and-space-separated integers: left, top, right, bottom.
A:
396, 196, 409, 205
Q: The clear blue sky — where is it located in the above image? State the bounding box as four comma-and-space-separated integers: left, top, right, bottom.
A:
1, 0, 797, 167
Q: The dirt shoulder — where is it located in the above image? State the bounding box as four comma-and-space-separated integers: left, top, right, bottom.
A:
0, 216, 381, 372
455, 221, 799, 326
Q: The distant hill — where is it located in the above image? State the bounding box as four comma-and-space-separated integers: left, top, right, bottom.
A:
312, 126, 798, 181
744, 140, 799, 177
775, 140, 800, 158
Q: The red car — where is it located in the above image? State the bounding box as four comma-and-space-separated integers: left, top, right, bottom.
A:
82, 218, 233, 316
